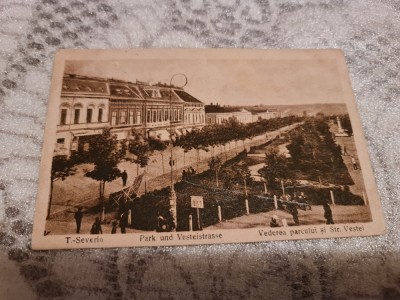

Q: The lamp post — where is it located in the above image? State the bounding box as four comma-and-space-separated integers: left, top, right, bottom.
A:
169, 73, 187, 231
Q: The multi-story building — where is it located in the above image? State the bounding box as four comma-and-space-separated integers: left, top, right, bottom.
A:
205, 105, 254, 125
55, 74, 205, 157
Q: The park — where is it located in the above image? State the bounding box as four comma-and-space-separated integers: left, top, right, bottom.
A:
45, 113, 371, 235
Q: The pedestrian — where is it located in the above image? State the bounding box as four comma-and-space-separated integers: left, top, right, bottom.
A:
121, 170, 128, 187
127, 209, 132, 227
90, 217, 103, 234
288, 203, 299, 226
74, 207, 83, 234
351, 156, 358, 170
323, 202, 334, 224
119, 210, 128, 234
270, 215, 280, 227
343, 145, 348, 156
111, 220, 118, 234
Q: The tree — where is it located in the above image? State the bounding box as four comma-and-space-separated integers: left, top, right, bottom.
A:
127, 130, 151, 175
174, 128, 208, 171
127, 130, 168, 189
221, 161, 251, 195
48, 155, 76, 219
259, 146, 289, 188
209, 157, 222, 187
85, 128, 126, 202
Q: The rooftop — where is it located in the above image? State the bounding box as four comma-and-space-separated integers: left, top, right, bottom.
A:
205, 105, 248, 113
61, 74, 202, 104
174, 90, 203, 104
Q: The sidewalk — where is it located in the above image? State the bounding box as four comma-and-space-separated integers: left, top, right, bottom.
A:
45, 216, 150, 235
205, 205, 372, 230
330, 122, 366, 196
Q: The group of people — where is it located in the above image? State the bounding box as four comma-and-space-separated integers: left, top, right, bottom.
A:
277, 192, 312, 211
72, 206, 132, 235
73, 207, 104, 235
182, 167, 196, 181
269, 199, 334, 227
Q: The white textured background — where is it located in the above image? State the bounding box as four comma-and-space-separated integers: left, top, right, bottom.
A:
0, 0, 399, 299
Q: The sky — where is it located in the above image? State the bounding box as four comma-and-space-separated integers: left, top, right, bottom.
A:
64, 57, 344, 106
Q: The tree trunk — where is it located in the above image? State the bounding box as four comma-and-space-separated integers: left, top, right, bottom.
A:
196, 149, 200, 171
144, 166, 147, 194
224, 144, 228, 161
47, 178, 54, 219
161, 152, 165, 174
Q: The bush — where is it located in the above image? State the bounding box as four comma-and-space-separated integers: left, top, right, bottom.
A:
299, 187, 364, 205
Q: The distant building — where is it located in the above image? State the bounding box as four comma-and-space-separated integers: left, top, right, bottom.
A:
251, 109, 280, 122
55, 74, 205, 157
205, 104, 280, 125
233, 109, 253, 124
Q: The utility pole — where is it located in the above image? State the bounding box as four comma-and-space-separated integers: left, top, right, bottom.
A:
169, 73, 187, 231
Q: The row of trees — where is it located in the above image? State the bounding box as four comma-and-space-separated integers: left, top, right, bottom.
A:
174, 116, 302, 167
49, 115, 301, 218
48, 128, 168, 219
259, 115, 354, 189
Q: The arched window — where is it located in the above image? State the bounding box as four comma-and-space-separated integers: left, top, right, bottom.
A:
98, 104, 105, 123
60, 102, 70, 125
87, 104, 95, 123
73, 103, 83, 124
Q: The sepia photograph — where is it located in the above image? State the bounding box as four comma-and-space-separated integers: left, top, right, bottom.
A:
32, 49, 385, 249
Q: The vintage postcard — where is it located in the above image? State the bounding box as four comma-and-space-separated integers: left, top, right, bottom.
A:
32, 49, 385, 250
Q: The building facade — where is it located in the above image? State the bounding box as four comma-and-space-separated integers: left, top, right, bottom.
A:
55, 74, 205, 157
251, 109, 280, 122
205, 105, 278, 125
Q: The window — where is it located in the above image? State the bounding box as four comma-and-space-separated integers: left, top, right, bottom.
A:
129, 111, 134, 124
57, 138, 65, 144
152, 110, 157, 123
158, 109, 162, 122
137, 111, 141, 124
165, 110, 169, 121
74, 109, 80, 124
98, 108, 103, 122
111, 111, 117, 126
120, 111, 127, 124
87, 108, 93, 123
147, 109, 151, 123
60, 109, 67, 125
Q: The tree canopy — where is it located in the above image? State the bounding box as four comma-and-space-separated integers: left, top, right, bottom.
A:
85, 128, 126, 199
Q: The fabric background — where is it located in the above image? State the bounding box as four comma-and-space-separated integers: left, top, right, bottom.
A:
0, 0, 399, 299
